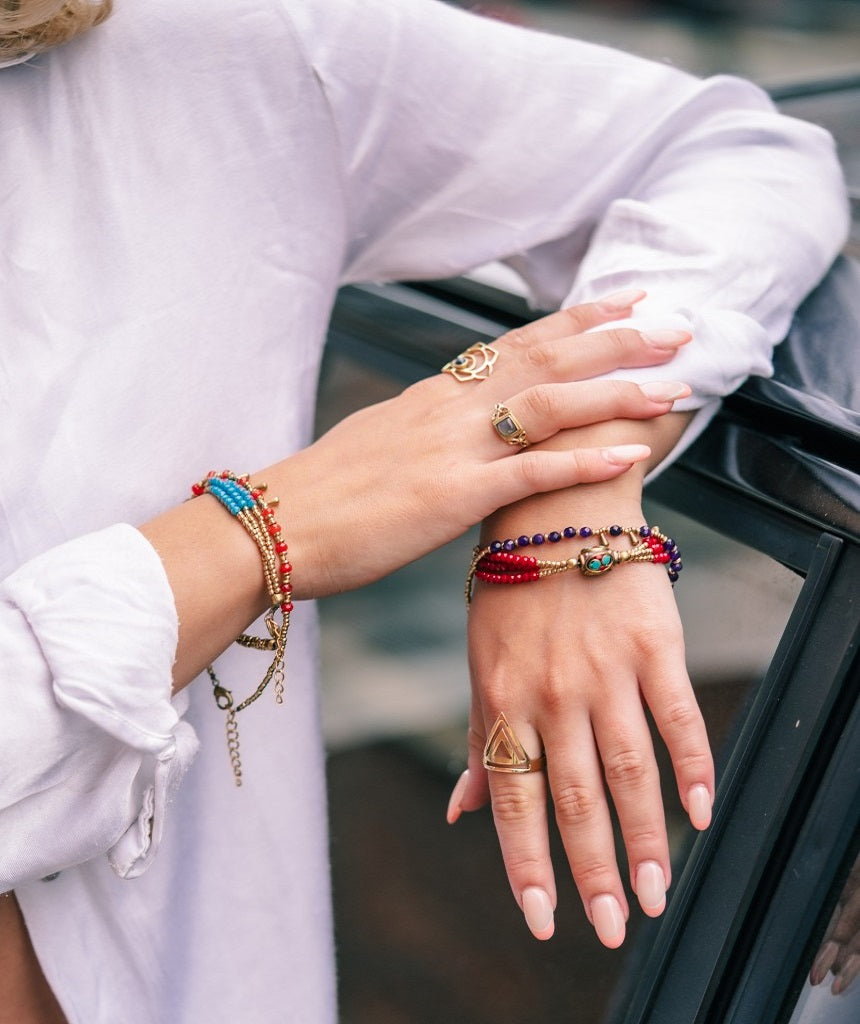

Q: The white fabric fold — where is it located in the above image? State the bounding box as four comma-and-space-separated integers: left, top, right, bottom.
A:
0, 525, 197, 889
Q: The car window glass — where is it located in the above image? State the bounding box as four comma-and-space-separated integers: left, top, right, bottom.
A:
784, 849, 860, 1024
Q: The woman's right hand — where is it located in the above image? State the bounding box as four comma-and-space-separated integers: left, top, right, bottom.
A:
277, 289, 691, 598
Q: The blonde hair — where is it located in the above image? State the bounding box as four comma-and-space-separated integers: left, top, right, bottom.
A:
1, 1, 113, 61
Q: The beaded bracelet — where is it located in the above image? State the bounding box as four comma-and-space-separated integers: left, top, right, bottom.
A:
191, 470, 293, 785
465, 524, 682, 605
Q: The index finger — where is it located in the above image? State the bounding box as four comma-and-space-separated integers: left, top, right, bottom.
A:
500, 289, 647, 349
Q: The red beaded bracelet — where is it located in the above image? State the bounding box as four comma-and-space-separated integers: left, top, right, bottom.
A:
465, 524, 682, 605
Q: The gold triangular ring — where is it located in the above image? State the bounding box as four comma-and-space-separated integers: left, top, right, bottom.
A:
483, 712, 546, 773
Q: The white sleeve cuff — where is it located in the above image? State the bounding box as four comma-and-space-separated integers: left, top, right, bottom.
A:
0, 524, 199, 887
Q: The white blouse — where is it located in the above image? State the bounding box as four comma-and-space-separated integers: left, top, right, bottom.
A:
0, 0, 848, 1020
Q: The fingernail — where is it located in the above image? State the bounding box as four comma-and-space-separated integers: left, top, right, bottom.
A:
832, 954, 860, 995
595, 288, 647, 313
635, 861, 667, 916
639, 380, 691, 403
590, 894, 626, 947
446, 769, 469, 825
810, 941, 839, 985
687, 784, 712, 830
602, 443, 651, 466
641, 329, 692, 348
522, 887, 555, 940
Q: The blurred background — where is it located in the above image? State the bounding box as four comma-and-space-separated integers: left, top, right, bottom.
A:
317, 3, 860, 1022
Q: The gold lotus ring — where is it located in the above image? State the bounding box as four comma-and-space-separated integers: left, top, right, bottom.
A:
441, 341, 499, 382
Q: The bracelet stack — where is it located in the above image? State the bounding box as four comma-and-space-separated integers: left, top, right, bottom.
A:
465, 524, 682, 605
191, 470, 293, 785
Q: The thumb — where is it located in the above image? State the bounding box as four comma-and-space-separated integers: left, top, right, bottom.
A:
446, 766, 490, 824
446, 704, 492, 823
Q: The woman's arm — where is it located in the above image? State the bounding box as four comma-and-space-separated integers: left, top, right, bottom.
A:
1, 299, 687, 890
140, 300, 688, 687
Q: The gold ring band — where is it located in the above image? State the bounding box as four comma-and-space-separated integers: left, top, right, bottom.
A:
483, 713, 546, 773
441, 342, 499, 382
491, 403, 530, 448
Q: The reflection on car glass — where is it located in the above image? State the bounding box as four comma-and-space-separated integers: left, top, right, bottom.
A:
788, 850, 860, 1023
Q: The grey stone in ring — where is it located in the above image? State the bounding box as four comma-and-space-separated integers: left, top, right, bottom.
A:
491, 403, 530, 448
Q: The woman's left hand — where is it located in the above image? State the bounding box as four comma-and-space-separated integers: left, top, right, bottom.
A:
448, 488, 714, 946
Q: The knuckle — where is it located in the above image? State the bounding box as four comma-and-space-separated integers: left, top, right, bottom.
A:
602, 328, 634, 358
540, 672, 571, 716
512, 453, 547, 490
660, 697, 702, 733
524, 342, 556, 373
571, 858, 616, 893
608, 378, 640, 406
603, 748, 655, 790
624, 822, 665, 849
478, 675, 511, 712
596, 327, 642, 364
505, 851, 545, 879
674, 749, 713, 779
522, 382, 557, 420
503, 326, 532, 353
553, 781, 600, 826
632, 624, 675, 661
561, 305, 589, 333
492, 784, 536, 825
591, 378, 640, 412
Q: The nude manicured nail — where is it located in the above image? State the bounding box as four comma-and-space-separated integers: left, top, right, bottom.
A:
590, 894, 626, 948
641, 329, 692, 348
522, 887, 555, 940
602, 443, 651, 466
635, 861, 667, 915
810, 941, 839, 985
595, 288, 647, 313
446, 769, 469, 825
832, 954, 860, 994
687, 784, 713, 830
639, 381, 691, 402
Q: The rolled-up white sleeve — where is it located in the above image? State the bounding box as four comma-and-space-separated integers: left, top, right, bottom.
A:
286, 0, 849, 414
0, 524, 198, 891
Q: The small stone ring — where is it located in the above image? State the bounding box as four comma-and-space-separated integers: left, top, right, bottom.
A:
491, 403, 530, 448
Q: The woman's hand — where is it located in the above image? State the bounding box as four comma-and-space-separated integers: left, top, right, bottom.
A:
446, 418, 713, 947
278, 291, 691, 598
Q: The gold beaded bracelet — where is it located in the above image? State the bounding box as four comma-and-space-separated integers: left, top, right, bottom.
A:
191, 471, 294, 785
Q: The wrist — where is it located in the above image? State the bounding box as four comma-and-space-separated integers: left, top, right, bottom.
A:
480, 411, 692, 541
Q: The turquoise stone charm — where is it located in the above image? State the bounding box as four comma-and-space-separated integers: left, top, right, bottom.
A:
580, 545, 615, 576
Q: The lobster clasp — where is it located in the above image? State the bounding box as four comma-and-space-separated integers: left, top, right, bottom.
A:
212, 684, 234, 711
